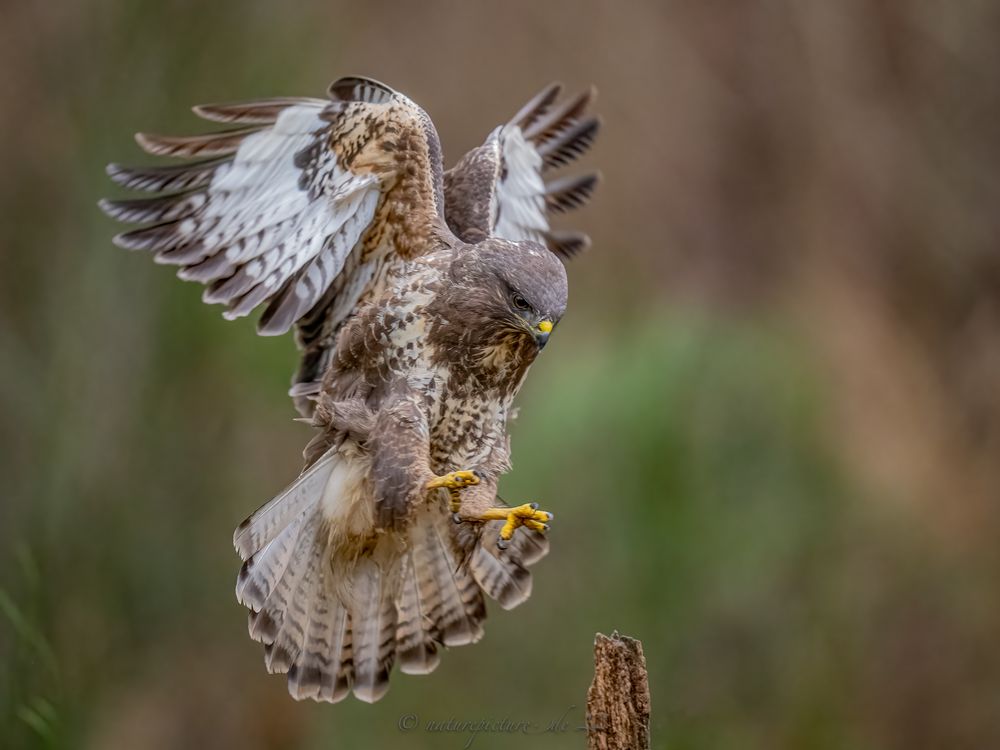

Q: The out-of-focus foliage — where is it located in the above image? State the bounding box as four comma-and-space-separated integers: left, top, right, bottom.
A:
3, 1, 1000, 748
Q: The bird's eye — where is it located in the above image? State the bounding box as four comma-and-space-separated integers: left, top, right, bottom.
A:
511, 292, 530, 312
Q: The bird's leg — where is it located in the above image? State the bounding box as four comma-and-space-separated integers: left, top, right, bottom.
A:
429, 466, 554, 547
460, 503, 553, 550
425, 470, 481, 513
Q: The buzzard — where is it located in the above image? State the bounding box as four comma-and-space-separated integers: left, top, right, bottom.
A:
100, 76, 600, 702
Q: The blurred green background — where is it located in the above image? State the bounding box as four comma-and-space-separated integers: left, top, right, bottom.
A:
4, 1, 1000, 748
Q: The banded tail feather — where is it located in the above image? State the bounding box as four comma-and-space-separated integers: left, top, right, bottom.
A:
234, 447, 547, 703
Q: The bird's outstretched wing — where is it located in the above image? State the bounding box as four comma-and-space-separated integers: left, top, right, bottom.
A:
443, 83, 600, 259
101, 77, 446, 404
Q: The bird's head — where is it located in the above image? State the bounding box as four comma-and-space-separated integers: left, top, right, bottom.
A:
445, 239, 568, 356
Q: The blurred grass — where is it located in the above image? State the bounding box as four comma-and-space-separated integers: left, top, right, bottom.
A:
1, 544, 63, 748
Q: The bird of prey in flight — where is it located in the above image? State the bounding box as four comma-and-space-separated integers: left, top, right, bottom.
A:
101, 76, 600, 702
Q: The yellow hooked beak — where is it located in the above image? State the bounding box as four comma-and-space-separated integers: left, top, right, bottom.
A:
534, 319, 553, 349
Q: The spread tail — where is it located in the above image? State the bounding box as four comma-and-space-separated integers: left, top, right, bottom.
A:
234, 448, 549, 702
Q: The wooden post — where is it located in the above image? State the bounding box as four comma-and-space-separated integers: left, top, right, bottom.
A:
586, 631, 651, 750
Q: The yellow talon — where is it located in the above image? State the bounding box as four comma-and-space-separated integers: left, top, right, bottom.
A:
426, 470, 480, 491
426, 470, 481, 513
500, 516, 519, 541
470, 502, 553, 546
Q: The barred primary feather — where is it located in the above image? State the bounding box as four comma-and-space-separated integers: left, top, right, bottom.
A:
193, 96, 323, 125
522, 86, 596, 145
544, 173, 600, 214
102, 76, 446, 352
443, 82, 601, 259
105, 157, 230, 193
135, 126, 263, 158
508, 81, 563, 130
543, 229, 591, 260
536, 116, 601, 170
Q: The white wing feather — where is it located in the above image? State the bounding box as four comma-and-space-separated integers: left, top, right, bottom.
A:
492, 126, 549, 242
101, 81, 439, 341
444, 83, 600, 259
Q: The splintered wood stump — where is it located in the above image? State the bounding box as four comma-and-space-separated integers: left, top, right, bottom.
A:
586, 631, 651, 750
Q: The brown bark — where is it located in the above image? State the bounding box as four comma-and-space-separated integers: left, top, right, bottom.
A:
586, 631, 651, 750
